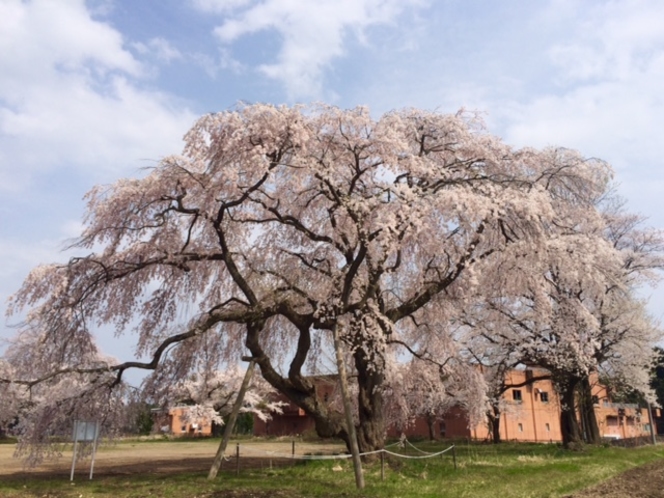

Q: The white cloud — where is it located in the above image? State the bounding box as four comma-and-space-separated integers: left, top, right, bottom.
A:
504, 2, 664, 164
198, 0, 426, 100
192, 48, 245, 78
0, 0, 196, 192
348, 1, 664, 233
133, 37, 183, 63
0, 0, 141, 86
492, 1, 664, 234
191, 0, 253, 13
547, 1, 664, 84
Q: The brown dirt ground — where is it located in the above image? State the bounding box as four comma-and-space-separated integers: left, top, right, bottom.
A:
0, 439, 345, 478
563, 458, 664, 498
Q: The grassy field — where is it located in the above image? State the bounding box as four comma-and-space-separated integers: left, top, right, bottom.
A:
1, 438, 663, 498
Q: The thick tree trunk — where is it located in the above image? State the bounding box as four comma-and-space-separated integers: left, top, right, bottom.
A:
488, 405, 502, 444
558, 376, 583, 448
354, 349, 386, 453
426, 414, 438, 441
246, 319, 385, 455
579, 376, 601, 444
246, 321, 350, 445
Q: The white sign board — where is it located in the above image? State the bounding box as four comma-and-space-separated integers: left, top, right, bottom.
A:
70, 420, 100, 481
72, 421, 100, 442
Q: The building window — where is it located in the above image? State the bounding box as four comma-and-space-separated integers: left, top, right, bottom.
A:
181, 425, 187, 432
512, 390, 522, 402
518, 423, 523, 432
606, 416, 619, 427
540, 392, 549, 403
545, 423, 550, 432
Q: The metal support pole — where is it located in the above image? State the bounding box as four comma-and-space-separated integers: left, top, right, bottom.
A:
381, 450, 385, 481
452, 445, 457, 470
235, 443, 240, 476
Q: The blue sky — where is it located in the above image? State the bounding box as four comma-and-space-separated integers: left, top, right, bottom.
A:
2, 0, 664, 363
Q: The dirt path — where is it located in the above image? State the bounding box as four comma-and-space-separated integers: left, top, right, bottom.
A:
565, 458, 664, 498
0, 439, 345, 477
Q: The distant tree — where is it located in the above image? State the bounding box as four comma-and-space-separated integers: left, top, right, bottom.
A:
383, 352, 486, 441
470, 189, 663, 447
651, 347, 664, 408
0, 354, 127, 466
134, 402, 155, 436
471, 352, 551, 444
468, 233, 618, 445
458, 311, 517, 444
576, 201, 664, 443
232, 412, 254, 435
164, 366, 284, 428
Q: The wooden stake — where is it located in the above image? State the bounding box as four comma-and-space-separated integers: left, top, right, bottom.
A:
208, 359, 256, 480
648, 402, 657, 445
69, 437, 79, 482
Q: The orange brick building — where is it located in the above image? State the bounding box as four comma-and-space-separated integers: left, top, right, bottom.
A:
253, 369, 658, 442
444, 369, 656, 442
153, 406, 213, 436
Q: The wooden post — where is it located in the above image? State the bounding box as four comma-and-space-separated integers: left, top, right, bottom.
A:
381, 450, 385, 481
452, 445, 457, 470
332, 322, 365, 489
292, 440, 295, 457
648, 402, 657, 445
89, 421, 100, 480
235, 443, 240, 476
208, 359, 256, 480
70, 437, 79, 482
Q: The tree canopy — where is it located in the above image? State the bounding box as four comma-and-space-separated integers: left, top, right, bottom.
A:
1, 104, 661, 458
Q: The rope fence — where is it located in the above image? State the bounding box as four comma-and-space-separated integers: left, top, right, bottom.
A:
222, 438, 457, 479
